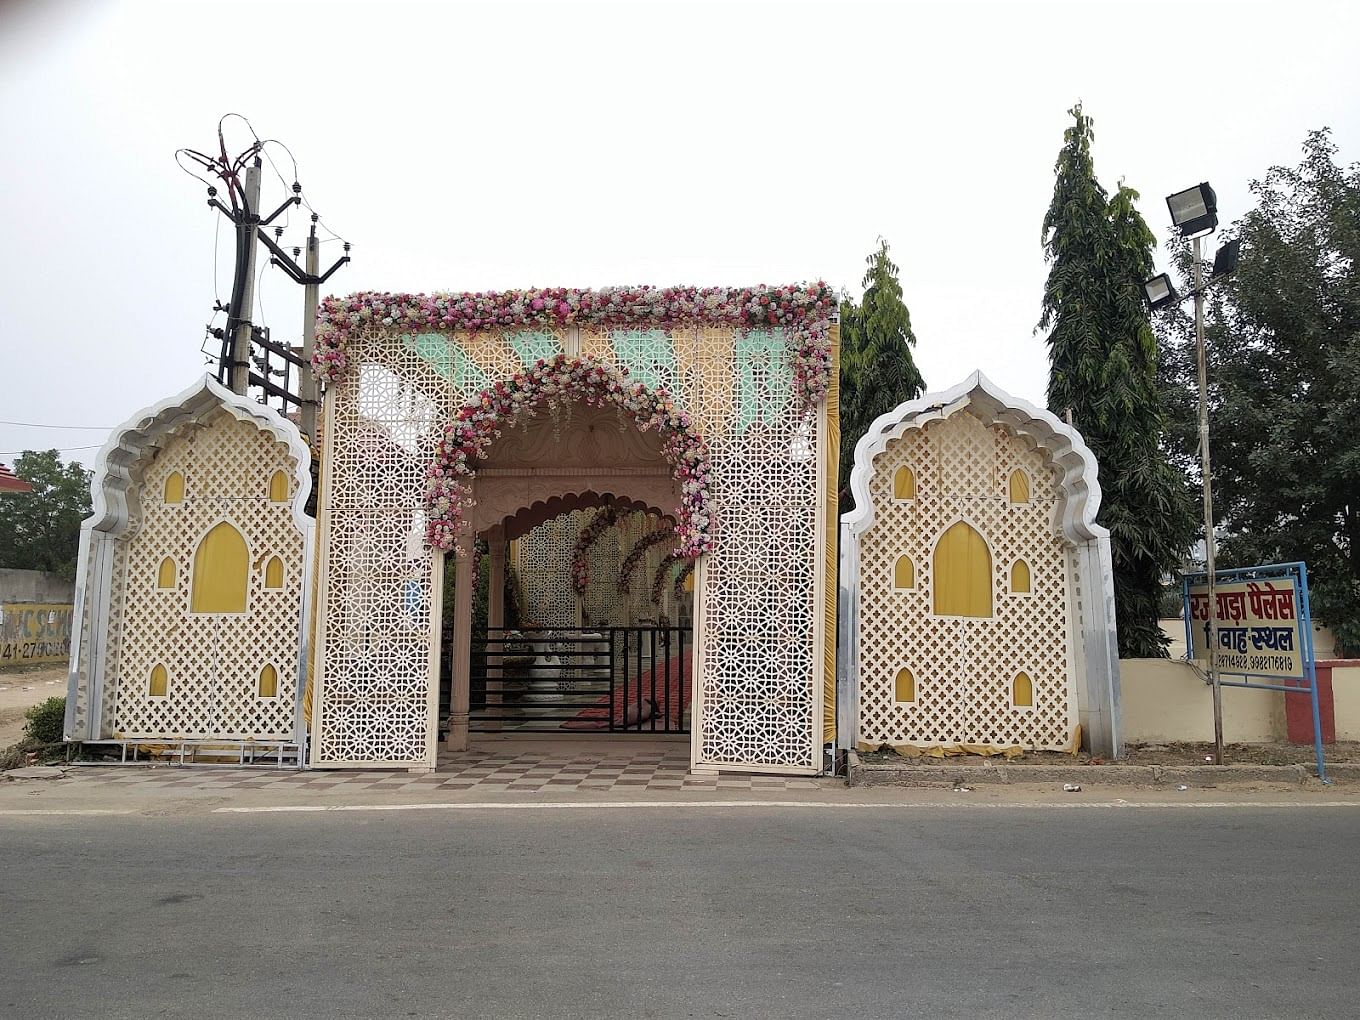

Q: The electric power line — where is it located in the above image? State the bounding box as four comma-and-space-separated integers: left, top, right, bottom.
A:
0, 420, 112, 430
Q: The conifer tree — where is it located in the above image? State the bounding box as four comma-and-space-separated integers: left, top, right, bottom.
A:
839, 239, 926, 512
1039, 104, 1194, 657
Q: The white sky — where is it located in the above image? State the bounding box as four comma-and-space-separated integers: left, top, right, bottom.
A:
2, 0, 1357, 466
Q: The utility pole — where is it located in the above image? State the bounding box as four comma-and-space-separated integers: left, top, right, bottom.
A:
299, 216, 321, 444
1193, 234, 1224, 765
230, 160, 263, 394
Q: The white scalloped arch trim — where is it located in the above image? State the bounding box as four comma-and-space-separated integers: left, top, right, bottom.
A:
843, 371, 1106, 545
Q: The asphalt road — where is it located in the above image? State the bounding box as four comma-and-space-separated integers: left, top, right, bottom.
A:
2, 805, 1356, 1019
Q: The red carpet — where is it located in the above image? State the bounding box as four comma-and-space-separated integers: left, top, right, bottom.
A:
561, 656, 692, 730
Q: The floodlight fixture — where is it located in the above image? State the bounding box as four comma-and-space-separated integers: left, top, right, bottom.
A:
1143, 273, 1177, 310
1211, 238, 1240, 280
1167, 182, 1219, 238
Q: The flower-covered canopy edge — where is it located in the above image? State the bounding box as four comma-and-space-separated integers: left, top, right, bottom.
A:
310, 282, 836, 410
426, 354, 713, 557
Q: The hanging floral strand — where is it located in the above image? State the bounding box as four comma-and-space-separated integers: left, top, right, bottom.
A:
618, 526, 676, 592
672, 560, 696, 604
651, 551, 685, 606
570, 506, 618, 597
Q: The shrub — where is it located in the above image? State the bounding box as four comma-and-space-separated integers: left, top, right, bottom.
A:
23, 696, 66, 745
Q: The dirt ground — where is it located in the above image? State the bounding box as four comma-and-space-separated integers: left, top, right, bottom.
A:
860, 739, 1359, 768
0, 664, 67, 748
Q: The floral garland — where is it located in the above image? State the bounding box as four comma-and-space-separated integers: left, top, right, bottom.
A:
618, 525, 675, 592
651, 551, 685, 606
570, 507, 618, 597
310, 283, 836, 411
425, 354, 712, 556
673, 561, 696, 604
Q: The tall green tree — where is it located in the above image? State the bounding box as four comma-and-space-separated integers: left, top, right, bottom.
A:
0, 451, 92, 581
838, 239, 926, 512
1161, 130, 1360, 655
1039, 104, 1195, 658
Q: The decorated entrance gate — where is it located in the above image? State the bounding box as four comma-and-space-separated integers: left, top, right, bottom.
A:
309, 286, 839, 772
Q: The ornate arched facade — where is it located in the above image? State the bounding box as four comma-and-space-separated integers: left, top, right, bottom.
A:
840, 371, 1120, 756
65, 376, 314, 752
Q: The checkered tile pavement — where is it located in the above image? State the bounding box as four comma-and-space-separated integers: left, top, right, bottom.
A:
67, 747, 824, 794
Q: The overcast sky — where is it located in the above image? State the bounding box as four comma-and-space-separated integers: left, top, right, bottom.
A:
1, 0, 1356, 467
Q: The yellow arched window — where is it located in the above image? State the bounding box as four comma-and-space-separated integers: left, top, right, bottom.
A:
268, 469, 289, 502
1013, 671, 1034, 708
932, 521, 992, 617
893, 465, 916, 501
1008, 469, 1030, 504
894, 555, 915, 590
895, 667, 916, 703
1010, 559, 1031, 594
149, 663, 168, 697
156, 557, 176, 589
258, 664, 278, 698
264, 555, 284, 589
190, 521, 249, 614
164, 471, 185, 504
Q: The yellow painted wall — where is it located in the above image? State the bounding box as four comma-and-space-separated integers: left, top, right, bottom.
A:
1119, 658, 1285, 743
1329, 665, 1360, 741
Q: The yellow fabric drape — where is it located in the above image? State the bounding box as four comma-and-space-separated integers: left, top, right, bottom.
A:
1008, 469, 1030, 504
191, 522, 249, 613
933, 521, 992, 617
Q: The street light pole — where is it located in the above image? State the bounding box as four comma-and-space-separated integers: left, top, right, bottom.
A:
1192, 234, 1224, 764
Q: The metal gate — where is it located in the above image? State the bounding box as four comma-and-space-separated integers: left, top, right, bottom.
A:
440, 626, 692, 735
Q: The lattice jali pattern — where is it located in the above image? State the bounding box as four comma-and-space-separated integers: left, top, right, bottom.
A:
107, 412, 305, 741
856, 410, 1078, 751
316, 325, 822, 772
517, 511, 584, 629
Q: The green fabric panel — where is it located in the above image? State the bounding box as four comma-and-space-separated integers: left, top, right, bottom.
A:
735, 329, 790, 430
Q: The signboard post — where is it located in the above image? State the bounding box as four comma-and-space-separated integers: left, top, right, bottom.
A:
1182, 561, 1327, 782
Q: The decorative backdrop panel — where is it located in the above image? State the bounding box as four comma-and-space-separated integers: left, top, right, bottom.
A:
855, 411, 1079, 750
109, 413, 306, 741
316, 321, 824, 772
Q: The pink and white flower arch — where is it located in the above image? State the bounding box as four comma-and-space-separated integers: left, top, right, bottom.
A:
425, 354, 713, 558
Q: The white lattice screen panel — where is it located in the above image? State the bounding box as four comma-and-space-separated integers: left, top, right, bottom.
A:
856, 411, 1078, 750
314, 331, 567, 765
517, 511, 583, 629
109, 413, 305, 741
317, 325, 821, 771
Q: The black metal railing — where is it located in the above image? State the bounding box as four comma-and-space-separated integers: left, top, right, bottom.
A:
440, 626, 691, 734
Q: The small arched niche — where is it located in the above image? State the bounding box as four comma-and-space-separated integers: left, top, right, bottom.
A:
268, 469, 289, 503
894, 555, 915, 590
164, 471, 185, 505
1008, 468, 1030, 505
148, 663, 169, 698
932, 521, 992, 618
264, 555, 285, 590
258, 664, 279, 698
156, 557, 177, 589
895, 667, 916, 703
191, 521, 249, 614
1010, 559, 1031, 594
893, 465, 916, 501
1013, 671, 1033, 708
